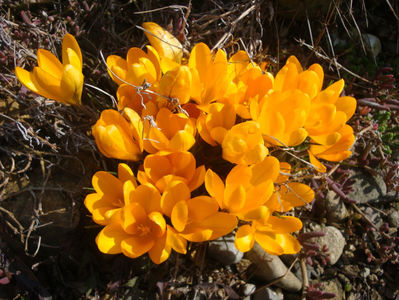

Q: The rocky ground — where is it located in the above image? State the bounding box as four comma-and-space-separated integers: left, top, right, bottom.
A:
0, 1, 398, 299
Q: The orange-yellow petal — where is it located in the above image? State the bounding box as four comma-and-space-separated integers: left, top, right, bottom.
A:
179, 228, 213, 242
266, 215, 303, 233
169, 130, 196, 152
171, 200, 188, 232
60, 64, 84, 105
235, 224, 255, 252
62, 33, 82, 70
308, 150, 327, 173
335, 96, 357, 121
121, 235, 155, 258
15, 67, 53, 99
277, 233, 301, 254
142, 22, 183, 63
250, 156, 280, 185
282, 182, 315, 207
92, 171, 123, 199
240, 206, 268, 221
118, 163, 137, 184
205, 169, 225, 209
107, 55, 127, 85
199, 212, 237, 240
96, 223, 129, 254
224, 185, 246, 213
148, 231, 171, 264
158, 65, 192, 105
161, 181, 191, 216
255, 232, 284, 255
37, 49, 63, 79
148, 211, 167, 237
166, 225, 187, 254
187, 196, 219, 221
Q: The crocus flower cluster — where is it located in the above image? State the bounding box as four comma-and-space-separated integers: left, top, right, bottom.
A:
15, 23, 357, 264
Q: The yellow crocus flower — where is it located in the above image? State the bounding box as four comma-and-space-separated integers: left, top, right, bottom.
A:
142, 22, 183, 73
205, 157, 279, 220
308, 124, 355, 172
84, 163, 137, 225
160, 180, 237, 242
157, 65, 192, 105
107, 45, 161, 86
197, 102, 236, 146
143, 108, 196, 153
95, 183, 187, 264
250, 89, 310, 147
222, 121, 268, 165
189, 43, 233, 105
137, 151, 206, 193
15, 33, 83, 105
92, 108, 144, 161
235, 214, 303, 255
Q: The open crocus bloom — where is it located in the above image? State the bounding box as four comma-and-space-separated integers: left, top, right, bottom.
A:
107, 45, 161, 87
250, 89, 310, 147
84, 164, 137, 225
197, 102, 236, 146
205, 157, 279, 220
222, 51, 274, 119
15, 33, 84, 105
92, 108, 144, 161
308, 124, 355, 173
95, 183, 187, 264
222, 121, 268, 165
189, 43, 233, 105
143, 108, 196, 153
274, 55, 324, 99
235, 212, 303, 255
137, 151, 205, 193
159, 180, 237, 242
305, 79, 357, 146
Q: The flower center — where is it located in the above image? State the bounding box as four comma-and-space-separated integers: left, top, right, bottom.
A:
137, 224, 151, 237
232, 138, 247, 152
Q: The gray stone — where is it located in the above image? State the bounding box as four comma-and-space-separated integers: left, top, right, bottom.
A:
311, 225, 346, 265
388, 209, 399, 228
207, 236, 243, 265
253, 287, 283, 300
360, 267, 370, 278
245, 243, 302, 292
324, 190, 349, 223
362, 33, 382, 58
346, 170, 388, 203
241, 283, 256, 296
362, 207, 383, 228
